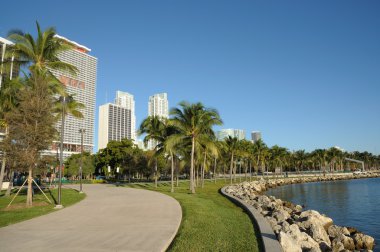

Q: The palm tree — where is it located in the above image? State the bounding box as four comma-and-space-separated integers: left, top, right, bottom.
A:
269, 145, 288, 175
139, 116, 166, 187
169, 101, 222, 193
224, 136, 240, 184
252, 139, 268, 175
8, 22, 77, 79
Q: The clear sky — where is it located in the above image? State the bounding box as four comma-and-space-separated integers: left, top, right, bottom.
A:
1, 1, 379, 154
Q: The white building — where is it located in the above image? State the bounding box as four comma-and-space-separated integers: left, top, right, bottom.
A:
115, 91, 136, 140
48, 35, 97, 159
147, 93, 169, 149
216, 129, 246, 141
251, 131, 262, 143
98, 91, 135, 150
148, 93, 169, 118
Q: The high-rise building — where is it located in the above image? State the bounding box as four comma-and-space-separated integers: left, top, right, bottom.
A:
148, 93, 169, 118
115, 91, 136, 140
147, 93, 169, 149
48, 35, 97, 158
98, 91, 135, 150
251, 131, 262, 143
216, 129, 245, 141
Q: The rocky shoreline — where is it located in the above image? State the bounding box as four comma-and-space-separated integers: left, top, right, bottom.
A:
224, 173, 379, 252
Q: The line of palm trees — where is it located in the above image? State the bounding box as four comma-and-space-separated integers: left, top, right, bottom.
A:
139, 107, 380, 194
0, 22, 84, 206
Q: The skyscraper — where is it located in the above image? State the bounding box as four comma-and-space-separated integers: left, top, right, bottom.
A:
147, 93, 169, 149
216, 129, 245, 141
48, 35, 97, 158
148, 93, 169, 118
98, 91, 135, 150
251, 131, 262, 143
115, 91, 136, 140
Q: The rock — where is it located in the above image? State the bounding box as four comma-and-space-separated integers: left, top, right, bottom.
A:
353, 233, 375, 250
299, 210, 333, 230
331, 240, 345, 252
272, 209, 291, 223
327, 225, 350, 239
257, 195, 271, 206
281, 221, 290, 233
346, 226, 358, 235
287, 224, 321, 252
332, 234, 355, 250
294, 204, 303, 212
279, 231, 302, 252
309, 223, 331, 246
319, 241, 331, 252
273, 224, 282, 234
265, 216, 278, 229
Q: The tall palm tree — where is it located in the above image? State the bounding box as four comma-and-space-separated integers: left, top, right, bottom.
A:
252, 139, 268, 175
139, 116, 166, 187
169, 101, 222, 193
224, 136, 240, 184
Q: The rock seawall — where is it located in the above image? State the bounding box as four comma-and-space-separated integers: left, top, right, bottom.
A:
224, 173, 378, 252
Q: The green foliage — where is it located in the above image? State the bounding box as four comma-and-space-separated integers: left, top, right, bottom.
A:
65, 152, 95, 178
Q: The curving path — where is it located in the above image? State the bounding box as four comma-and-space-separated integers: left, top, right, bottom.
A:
0, 184, 182, 252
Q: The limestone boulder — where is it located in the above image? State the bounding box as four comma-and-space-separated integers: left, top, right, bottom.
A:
309, 223, 331, 246
272, 209, 291, 223
353, 233, 375, 250
327, 225, 350, 239
287, 224, 321, 252
278, 231, 302, 252
299, 210, 333, 230
332, 234, 355, 251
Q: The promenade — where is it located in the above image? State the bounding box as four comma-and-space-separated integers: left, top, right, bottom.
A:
0, 184, 182, 252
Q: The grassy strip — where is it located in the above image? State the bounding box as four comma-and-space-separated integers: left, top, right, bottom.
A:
126, 179, 260, 252
0, 187, 85, 228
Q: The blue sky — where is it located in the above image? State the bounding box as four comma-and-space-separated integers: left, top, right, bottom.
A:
1, 1, 379, 154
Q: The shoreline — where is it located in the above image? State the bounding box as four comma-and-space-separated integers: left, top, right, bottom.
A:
224, 172, 380, 252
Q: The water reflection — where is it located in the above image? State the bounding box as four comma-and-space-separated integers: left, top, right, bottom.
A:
266, 178, 380, 251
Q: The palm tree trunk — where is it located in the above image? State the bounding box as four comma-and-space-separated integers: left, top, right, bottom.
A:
190, 137, 195, 193
249, 161, 252, 181
202, 151, 206, 188
170, 151, 174, 193
26, 167, 33, 207
214, 157, 217, 184
176, 159, 179, 187
155, 158, 158, 188
230, 153, 234, 185
244, 161, 248, 181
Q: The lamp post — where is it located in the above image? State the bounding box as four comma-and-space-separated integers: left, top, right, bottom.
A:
79, 129, 85, 193
55, 96, 67, 209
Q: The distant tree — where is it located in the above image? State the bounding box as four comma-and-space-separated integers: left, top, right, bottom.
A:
65, 152, 95, 179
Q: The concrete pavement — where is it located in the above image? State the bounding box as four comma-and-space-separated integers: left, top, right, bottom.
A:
0, 184, 182, 252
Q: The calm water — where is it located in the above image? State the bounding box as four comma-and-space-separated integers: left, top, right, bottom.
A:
266, 177, 380, 251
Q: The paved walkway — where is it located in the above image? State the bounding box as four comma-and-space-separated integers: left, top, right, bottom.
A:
0, 184, 182, 252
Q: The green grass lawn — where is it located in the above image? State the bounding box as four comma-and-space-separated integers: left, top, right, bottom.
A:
0, 187, 85, 228
127, 179, 261, 252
